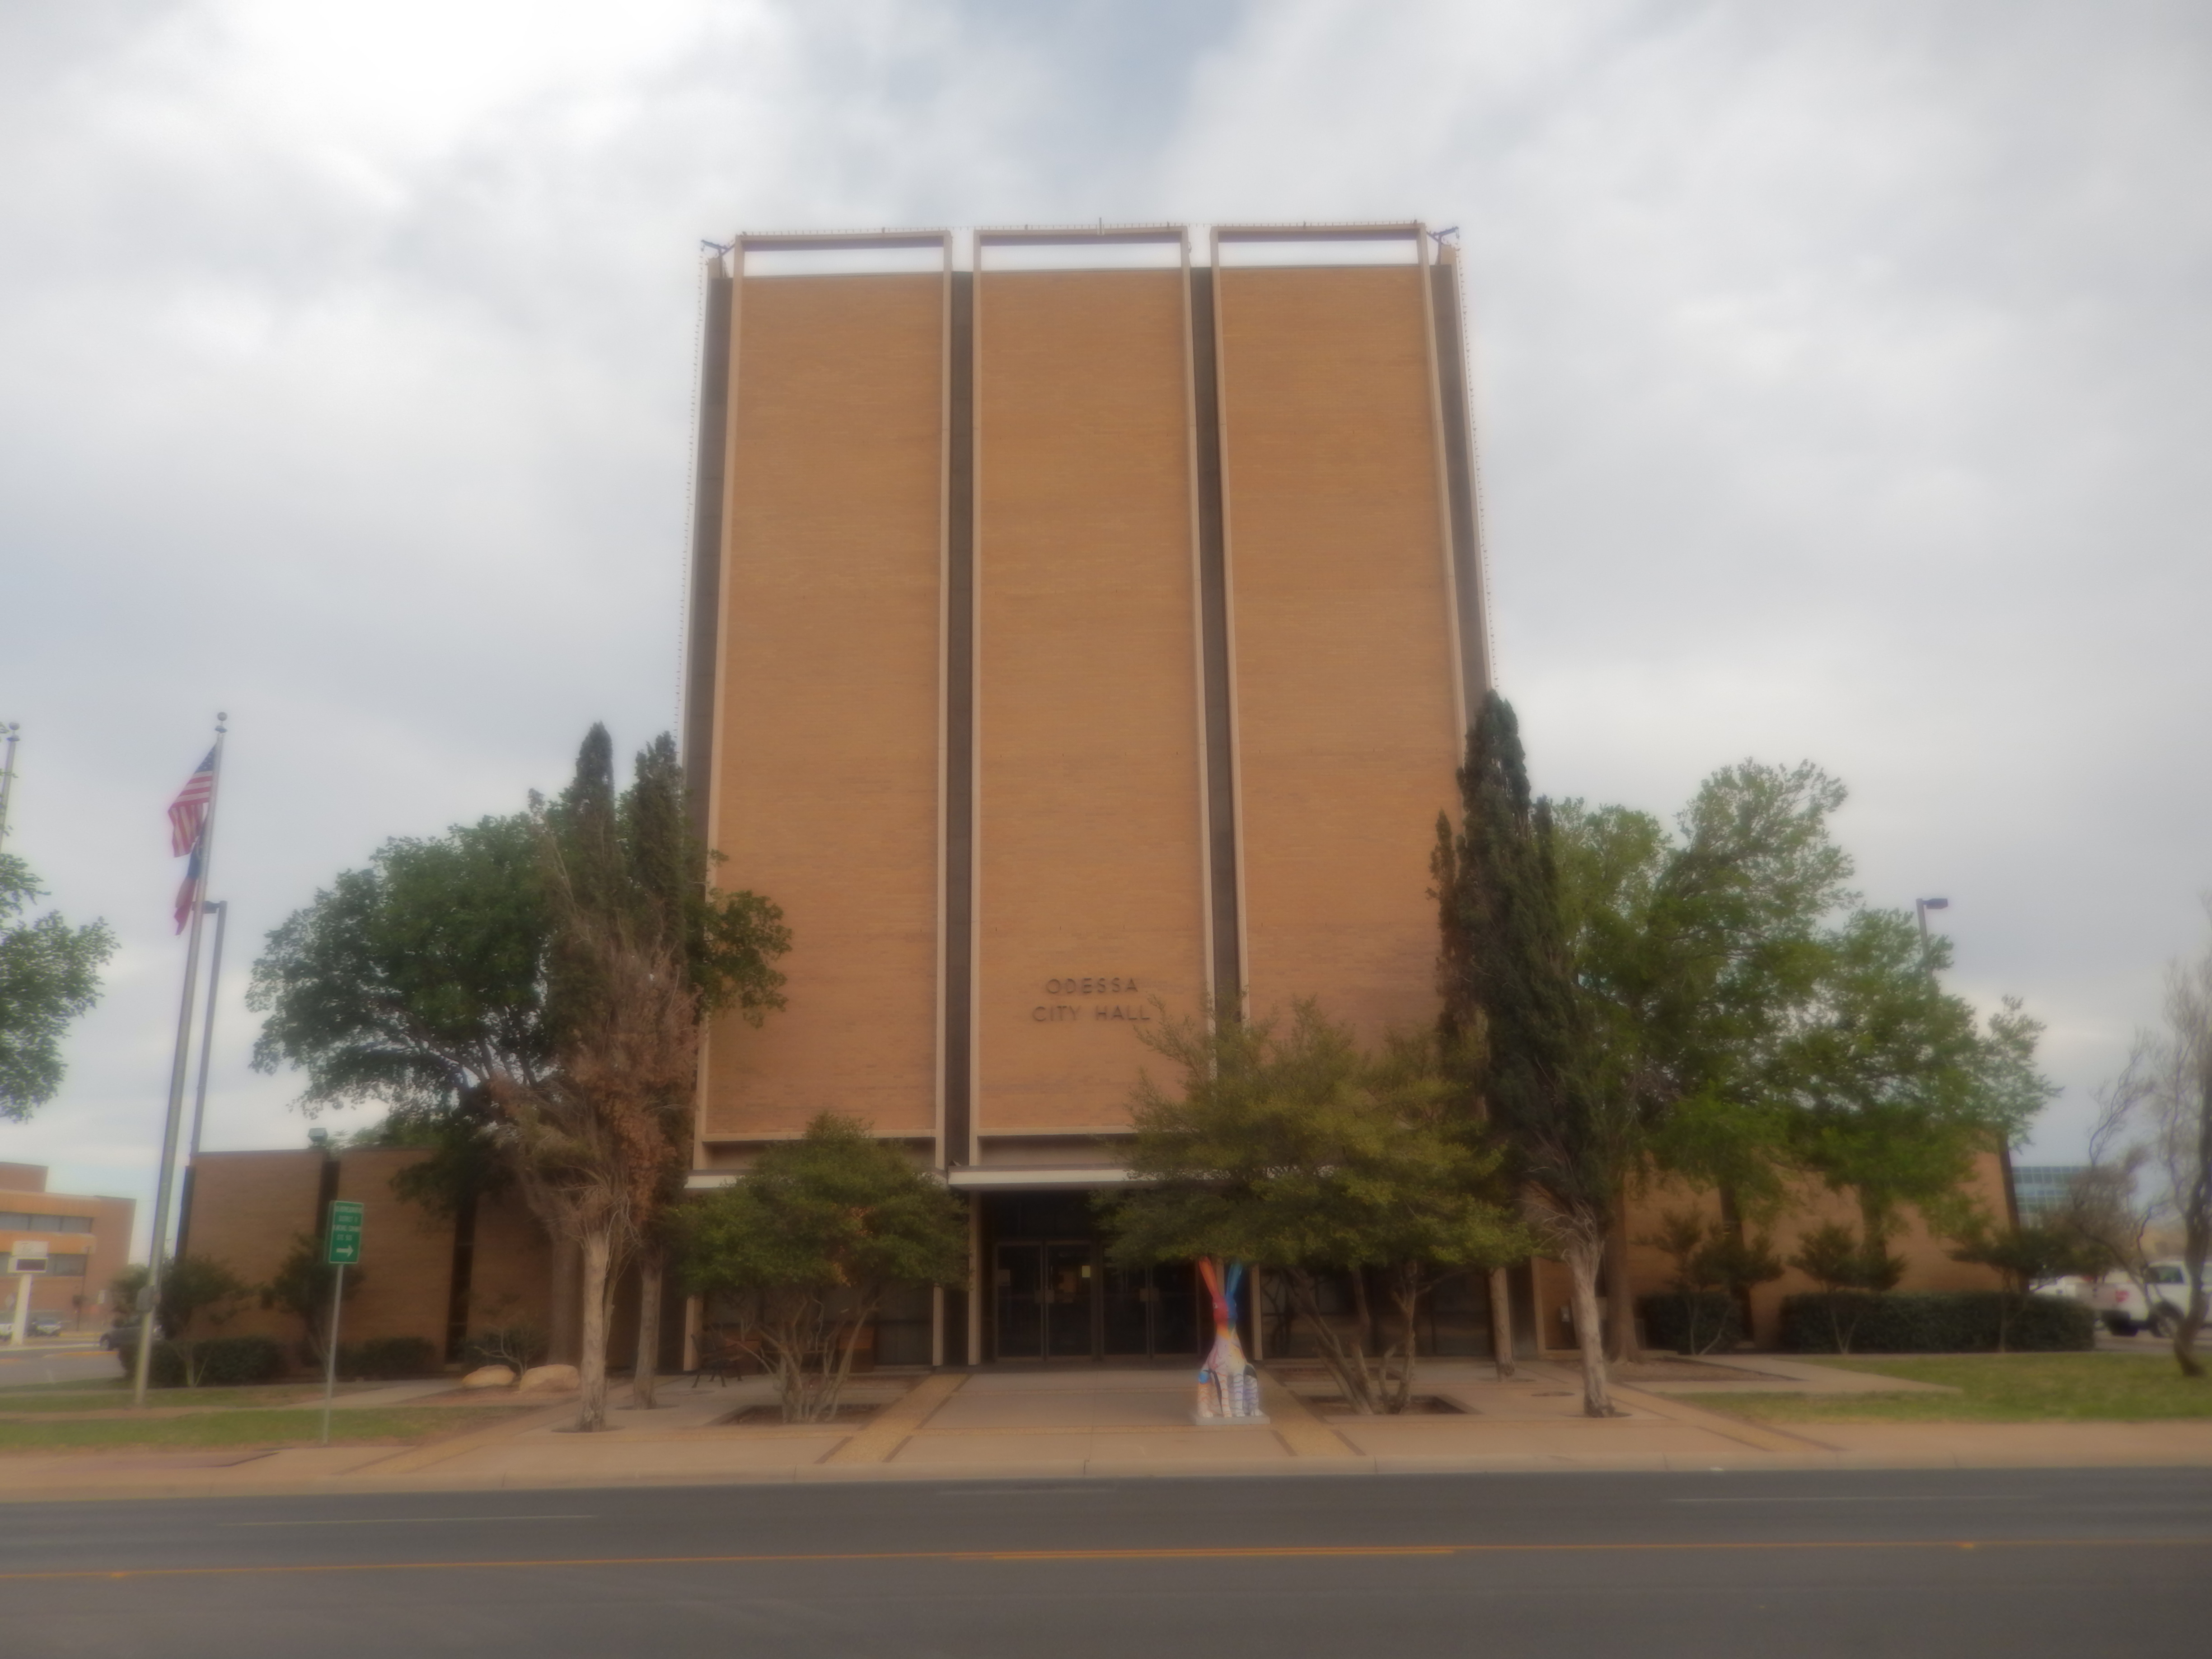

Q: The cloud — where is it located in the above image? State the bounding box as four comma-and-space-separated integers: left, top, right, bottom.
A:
2, 0, 2207, 1246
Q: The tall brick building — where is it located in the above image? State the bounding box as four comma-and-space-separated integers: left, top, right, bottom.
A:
181, 223, 2007, 1375
682, 225, 1492, 1366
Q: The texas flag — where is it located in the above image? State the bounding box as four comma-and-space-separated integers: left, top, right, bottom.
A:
168, 749, 216, 933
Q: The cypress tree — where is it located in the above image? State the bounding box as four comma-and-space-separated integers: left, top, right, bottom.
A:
1435, 692, 1625, 1415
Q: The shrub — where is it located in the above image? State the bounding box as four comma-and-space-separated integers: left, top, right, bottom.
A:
116, 1335, 286, 1387
1780, 1292, 2095, 1354
1638, 1292, 1742, 1355
338, 1336, 441, 1380
462, 1324, 547, 1374
112, 1336, 184, 1387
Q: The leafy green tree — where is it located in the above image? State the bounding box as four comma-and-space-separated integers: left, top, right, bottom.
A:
1106, 1002, 1528, 1415
260, 1233, 364, 1366
109, 1255, 252, 1384
1787, 1222, 1904, 1353
249, 727, 789, 1428
0, 853, 117, 1120
1639, 1210, 1782, 1354
1550, 763, 1855, 1212
1780, 912, 2054, 1252
249, 814, 553, 1120
111, 1253, 250, 1343
1547, 762, 1854, 1362
677, 1115, 967, 1423
1434, 693, 1627, 1415
1539, 758, 2055, 1361
1949, 1219, 2099, 1352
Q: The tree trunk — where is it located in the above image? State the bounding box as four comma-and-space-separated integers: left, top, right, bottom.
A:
1288, 1270, 1378, 1414
632, 1250, 663, 1408
1489, 1265, 1516, 1380
549, 1237, 583, 1364
1565, 1235, 1619, 1418
1384, 1266, 1421, 1413
1349, 1267, 1375, 1363
1604, 1207, 1642, 1364
576, 1228, 612, 1432
2175, 1214, 2208, 1381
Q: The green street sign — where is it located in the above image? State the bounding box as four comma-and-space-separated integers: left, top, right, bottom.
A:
325, 1200, 365, 1265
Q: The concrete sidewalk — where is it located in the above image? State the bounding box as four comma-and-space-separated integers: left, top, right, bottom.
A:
3, 1359, 2211, 1502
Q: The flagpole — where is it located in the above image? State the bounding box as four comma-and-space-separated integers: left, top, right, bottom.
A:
175, 898, 228, 1260
133, 715, 226, 1410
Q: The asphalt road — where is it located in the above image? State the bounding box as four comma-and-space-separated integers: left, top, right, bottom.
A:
2, 1467, 2207, 1657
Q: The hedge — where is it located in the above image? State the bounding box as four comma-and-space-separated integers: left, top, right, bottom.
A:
1780, 1291, 2095, 1354
337, 1336, 441, 1380
114, 1335, 287, 1387
1638, 1292, 1743, 1355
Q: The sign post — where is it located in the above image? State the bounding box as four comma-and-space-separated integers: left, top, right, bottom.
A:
4, 1241, 46, 1348
320, 1201, 362, 1446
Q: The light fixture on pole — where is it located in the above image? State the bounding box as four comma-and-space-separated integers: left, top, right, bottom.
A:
0, 723, 20, 849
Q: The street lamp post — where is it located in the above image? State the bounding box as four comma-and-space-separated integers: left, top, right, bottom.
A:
1914, 896, 1950, 974
1917, 895, 2021, 1229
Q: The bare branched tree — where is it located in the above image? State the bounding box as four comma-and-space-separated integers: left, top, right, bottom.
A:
2096, 906, 2212, 1379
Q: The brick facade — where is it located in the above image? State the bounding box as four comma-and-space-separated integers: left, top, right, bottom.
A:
0, 1167, 134, 1332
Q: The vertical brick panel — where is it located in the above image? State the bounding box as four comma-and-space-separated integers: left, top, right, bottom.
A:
333, 1150, 455, 1348
708, 273, 945, 1142
975, 269, 1207, 1132
1218, 265, 1462, 1040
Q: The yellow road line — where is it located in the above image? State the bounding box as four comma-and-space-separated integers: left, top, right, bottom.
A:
3, 1535, 2207, 1582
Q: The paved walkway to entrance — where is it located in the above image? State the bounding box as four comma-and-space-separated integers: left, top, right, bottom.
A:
5, 1357, 2212, 1501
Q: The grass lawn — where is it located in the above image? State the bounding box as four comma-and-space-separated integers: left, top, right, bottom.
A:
0, 1406, 532, 1452
0, 1382, 389, 1413
1709, 1354, 2212, 1423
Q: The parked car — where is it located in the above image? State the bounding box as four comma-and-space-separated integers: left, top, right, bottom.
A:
2092, 1262, 2211, 1337
25, 1312, 65, 1337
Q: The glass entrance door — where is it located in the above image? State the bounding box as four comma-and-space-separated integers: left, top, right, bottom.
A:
994, 1243, 1044, 1360
1044, 1244, 1094, 1358
994, 1242, 1097, 1360
1100, 1262, 1200, 1359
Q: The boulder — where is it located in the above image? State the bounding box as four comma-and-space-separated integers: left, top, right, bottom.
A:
460, 1364, 516, 1390
518, 1363, 581, 1393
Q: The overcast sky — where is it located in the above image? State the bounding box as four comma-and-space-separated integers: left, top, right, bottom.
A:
5, 0, 2208, 1249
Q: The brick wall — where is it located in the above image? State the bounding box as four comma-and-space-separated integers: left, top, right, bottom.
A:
1218, 264, 1463, 1045
706, 271, 946, 1146
974, 267, 1209, 1134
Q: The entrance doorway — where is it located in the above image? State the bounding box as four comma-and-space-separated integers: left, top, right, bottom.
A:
993, 1242, 1094, 1360
979, 1190, 1213, 1364
990, 1241, 1201, 1362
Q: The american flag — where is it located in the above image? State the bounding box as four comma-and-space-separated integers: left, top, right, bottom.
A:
168, 748, 216, 933
168, 749, 215, 856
